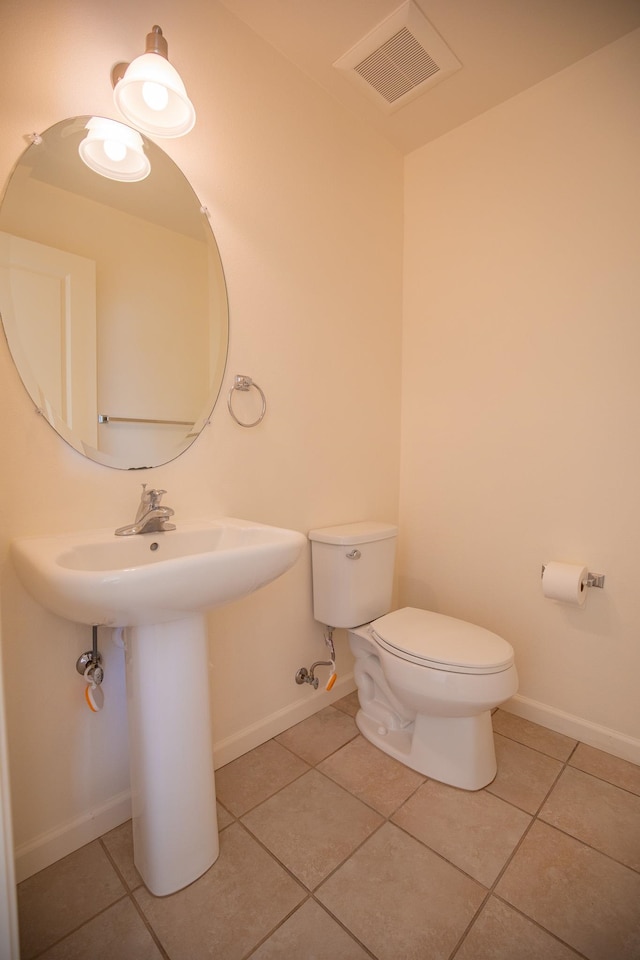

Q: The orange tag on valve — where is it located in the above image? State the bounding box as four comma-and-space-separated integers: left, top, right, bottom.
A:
85, 684, 104, 712
326, 673, 337, 691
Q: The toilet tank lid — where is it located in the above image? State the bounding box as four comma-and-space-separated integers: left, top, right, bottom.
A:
308, 521, 397, 545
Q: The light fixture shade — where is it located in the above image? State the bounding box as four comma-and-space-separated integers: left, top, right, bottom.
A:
79, 117, 150, 181
113, 52, 196, 138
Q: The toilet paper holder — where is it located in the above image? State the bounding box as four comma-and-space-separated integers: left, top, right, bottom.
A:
540, 564, 605, 589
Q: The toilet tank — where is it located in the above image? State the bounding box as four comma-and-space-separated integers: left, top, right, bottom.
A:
308, 521, 397, 628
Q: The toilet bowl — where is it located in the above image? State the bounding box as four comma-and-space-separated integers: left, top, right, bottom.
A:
349, 608, 517, 790
308, 522, 518, 791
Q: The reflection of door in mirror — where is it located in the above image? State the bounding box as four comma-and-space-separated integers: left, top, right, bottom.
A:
94, 199, 210, 465
0, 232, 97, 446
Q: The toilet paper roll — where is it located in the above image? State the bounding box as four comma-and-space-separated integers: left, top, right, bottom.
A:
542, 561, 588, 606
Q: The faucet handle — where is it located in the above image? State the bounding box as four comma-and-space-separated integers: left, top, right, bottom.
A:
148, 488, 167, 508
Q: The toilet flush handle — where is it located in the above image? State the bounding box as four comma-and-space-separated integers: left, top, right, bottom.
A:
346, 549, 361, 559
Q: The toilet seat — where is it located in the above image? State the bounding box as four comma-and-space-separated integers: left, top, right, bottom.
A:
370, 607, 514, 675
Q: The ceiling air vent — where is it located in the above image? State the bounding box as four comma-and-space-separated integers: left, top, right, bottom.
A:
333, 1, 461, 113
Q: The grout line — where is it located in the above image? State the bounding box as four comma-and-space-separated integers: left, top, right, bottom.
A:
489, 895, 593, 960
526, 747, 640, 876
237, 894, 313, 960
98, 835, 137, 893
234, 819, 310, 891
534, 818, 640, 877
446, 889, 492, 960
232, 816, 383, 958
276, 727, 361, 769
309, 896, 380, 960
493, 731, 577, 762
447, 747, 576, 960
566, 738, 581, 763
215, 797, 236, 821
28, 894, 131, 960
219, 764, 312, 820
124, 895, 173, 960
99, 838, 172, 960
566, 763, 640, 801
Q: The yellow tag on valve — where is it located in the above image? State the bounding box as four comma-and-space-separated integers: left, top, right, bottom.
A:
326, 672, 337, 691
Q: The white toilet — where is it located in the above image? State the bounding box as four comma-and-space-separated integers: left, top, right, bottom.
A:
308, 521, 518, 790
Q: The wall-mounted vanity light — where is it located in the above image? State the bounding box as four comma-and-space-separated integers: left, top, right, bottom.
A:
112, 25, 196, 138
78, 116, 150, 181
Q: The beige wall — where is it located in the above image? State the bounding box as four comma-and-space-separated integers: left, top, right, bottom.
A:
401, 30, 640, 756
0, 0, 403, 877
2, 0, 638, 886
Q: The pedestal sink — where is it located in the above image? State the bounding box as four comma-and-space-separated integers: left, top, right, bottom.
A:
12, 518, 306, 896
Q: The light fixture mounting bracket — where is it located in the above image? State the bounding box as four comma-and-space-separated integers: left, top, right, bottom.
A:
145, 25, 168, 59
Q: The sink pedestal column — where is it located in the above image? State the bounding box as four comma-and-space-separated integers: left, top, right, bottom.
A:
124, 614, 219, 896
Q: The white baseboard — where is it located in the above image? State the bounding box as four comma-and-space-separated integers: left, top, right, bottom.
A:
502, 694, 640, 765
212, 672, 357, 769
14, 790, 132, 883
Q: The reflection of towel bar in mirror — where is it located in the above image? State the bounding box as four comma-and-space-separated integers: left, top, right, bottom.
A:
98, 415, 194, 426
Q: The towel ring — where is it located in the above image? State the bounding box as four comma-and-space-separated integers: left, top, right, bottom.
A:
227, 375, 267, 428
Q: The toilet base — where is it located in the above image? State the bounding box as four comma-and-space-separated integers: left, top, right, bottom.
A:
355, 707, 497, 791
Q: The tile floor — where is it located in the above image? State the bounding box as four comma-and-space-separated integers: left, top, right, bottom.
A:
17, 697, 640, 960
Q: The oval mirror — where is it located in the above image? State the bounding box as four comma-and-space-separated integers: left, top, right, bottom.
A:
0, 117, 228, 469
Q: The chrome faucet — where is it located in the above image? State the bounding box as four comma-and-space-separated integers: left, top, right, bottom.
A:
115, 484, 176, 536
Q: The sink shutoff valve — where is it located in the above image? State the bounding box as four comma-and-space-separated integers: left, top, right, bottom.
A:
76, 625, 104, 712
295, 628, 337, 692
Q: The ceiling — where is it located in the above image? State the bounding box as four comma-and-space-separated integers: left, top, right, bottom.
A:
218, 0, 640, 154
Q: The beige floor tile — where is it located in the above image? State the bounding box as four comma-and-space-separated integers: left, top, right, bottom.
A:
332, 691, 360, 717
248, 899, 371, 959
275, 706, 358, 764
392, 779, 531, 887
37, 898, 163, 960
569, 742, 640, 796
318, 734, 425, 816
486, 734, 563, 813
215, 738, 310, 816
496, 821, 640, 960
242, 769, 383, 889
18, 840, 126, 960
135, 823, 305, 960
492, 710, 577, 761
456, 896, 582, 960
23, 715, 640, 960
317, 822, 486, 960
540, 766, 640, 871
101, 821, 142, 891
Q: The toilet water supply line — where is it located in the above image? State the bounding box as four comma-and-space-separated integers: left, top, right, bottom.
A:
295, 628, 337, 691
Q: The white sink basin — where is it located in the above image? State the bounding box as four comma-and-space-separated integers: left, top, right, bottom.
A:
12, 517, 306, 627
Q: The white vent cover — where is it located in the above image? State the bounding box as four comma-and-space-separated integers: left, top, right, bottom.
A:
333, 1, 461, 113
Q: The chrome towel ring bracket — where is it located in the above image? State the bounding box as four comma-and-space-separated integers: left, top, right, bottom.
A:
227, 375, 267, 428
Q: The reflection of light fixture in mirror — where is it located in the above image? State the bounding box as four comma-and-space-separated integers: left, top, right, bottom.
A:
112, 25, 196, 138
78, 117, 151, 181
